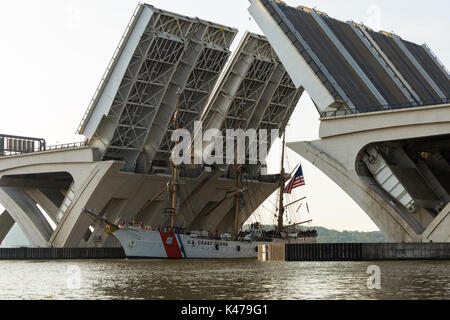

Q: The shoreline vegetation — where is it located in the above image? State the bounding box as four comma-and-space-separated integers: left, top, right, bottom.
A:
241, 225, 387, 243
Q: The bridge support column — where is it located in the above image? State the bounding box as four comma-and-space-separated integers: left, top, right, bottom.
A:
49, 161, 122, 248
25, 189, 59, 224
422, 203, 450, 242
0, 210, 15, 244
288, 141, 422, 242
0, 187, 53, 247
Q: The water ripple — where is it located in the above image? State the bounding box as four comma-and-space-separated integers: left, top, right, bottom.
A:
0, 259, 449, 299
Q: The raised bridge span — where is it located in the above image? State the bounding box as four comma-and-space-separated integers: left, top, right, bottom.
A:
1, 1, 449, 247
249, 0, 450, 242
0, 4, 302, 248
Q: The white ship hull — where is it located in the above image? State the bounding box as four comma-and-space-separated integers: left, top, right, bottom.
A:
113, 227, 316, 259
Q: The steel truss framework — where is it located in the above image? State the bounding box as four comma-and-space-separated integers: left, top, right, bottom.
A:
106, 8, 236, 171
78, 4, 237, 172
78, 4, 303, 178
153, 41, 232, 165
201, 32, 304, 176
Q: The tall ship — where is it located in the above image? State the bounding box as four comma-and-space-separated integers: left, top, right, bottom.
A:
84, 108, 317, 259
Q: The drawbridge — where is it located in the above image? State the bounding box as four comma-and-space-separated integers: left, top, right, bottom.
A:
0, 4, 302, 247
1, 1, 449, 246
248, 0, 450, 242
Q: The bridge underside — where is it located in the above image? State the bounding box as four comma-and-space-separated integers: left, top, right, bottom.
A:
0, 147, 280, 247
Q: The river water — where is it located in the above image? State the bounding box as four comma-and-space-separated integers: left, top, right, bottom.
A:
0, 259, 449, 300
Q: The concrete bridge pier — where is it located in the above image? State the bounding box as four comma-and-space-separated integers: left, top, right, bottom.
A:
288, 104, 450, 243
422, 203, 450, 242
0, 145, 281, 247
289, 141, 421, 242
25, 189, 59, 224
0, 187, 54, 247
0, 211, 15, 244
248, 0, 450, 242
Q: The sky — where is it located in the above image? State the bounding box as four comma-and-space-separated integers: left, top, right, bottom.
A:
0, 0, 449, 232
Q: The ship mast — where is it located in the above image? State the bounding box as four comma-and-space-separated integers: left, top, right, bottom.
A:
276, 131, 286, 236
169, 90, 182, 228
233, 165, 242, 241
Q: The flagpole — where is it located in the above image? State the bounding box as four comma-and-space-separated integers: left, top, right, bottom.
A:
288, 163, 300, 177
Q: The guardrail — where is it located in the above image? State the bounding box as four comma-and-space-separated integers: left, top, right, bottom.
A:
45, 142, 87, 152
0, 134, 46, 156
423, 43, 450, 77
0, 135, 87, 158
320, 98, 450, 119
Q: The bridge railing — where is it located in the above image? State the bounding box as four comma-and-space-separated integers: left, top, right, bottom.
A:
320, 98, 450, 119
0, 134, 46, 156
423, 43, 450, 77
45, 142, 88, 152
0, 135, 87, 158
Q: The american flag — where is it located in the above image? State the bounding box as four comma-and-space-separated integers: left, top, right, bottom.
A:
284, 165, 305, 194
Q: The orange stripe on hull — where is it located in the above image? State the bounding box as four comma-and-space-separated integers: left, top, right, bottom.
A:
160, 232, 183, 259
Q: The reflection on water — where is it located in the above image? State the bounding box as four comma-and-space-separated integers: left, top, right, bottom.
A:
0, 259, 449, 300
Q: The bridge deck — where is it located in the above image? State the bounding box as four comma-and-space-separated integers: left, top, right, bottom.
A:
249, 0, 450, 117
